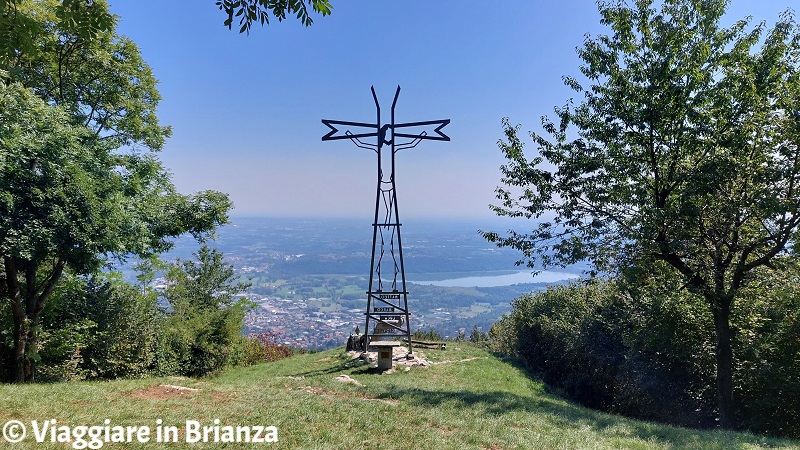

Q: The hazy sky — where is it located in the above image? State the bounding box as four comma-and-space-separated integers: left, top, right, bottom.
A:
109, 1, 794, 220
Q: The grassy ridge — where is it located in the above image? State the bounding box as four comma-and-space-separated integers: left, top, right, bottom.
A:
1, 345, 797, 449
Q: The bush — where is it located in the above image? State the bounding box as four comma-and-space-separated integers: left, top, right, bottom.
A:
613, 268, 716, 427
158, 303, 250, 377
489, 260, 800, 437
732, 259, 800, 438
235, 331, 294, 366
413, 327, 443, 342
496, 280, 628, 410
469, 325, 489, 345
36, 274, 162, 382
157, 245, 253, 377
36, 319, 94, 382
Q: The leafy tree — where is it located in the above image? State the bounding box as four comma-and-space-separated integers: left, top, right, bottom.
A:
159, 245, 253, 377
216, 0, 332, 33
0, 0, 114, 62
469, 325, 488, 344
5, 0, 168, 151
1, 0, 332, 58
164, 245, 251, 315
483, 0, 800, 429
0, 0, 231, 383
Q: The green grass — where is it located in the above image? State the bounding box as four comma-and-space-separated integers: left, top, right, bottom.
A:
1, 345, 797, 449
340, 284, 364, 296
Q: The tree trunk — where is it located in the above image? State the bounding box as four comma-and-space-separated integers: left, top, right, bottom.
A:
4, 257, 65, 383
25, 314, 40, 382
11, 303, 27, 383
4, 256, 27, 383
711, 299, 735, 429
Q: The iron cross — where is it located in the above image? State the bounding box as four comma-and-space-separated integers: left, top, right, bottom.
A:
321, 86, 450, 152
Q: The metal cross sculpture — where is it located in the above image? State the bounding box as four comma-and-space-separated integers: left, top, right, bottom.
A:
322, 86, 450, 354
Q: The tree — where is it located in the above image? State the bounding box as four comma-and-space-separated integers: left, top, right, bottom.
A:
482, 0, 800, 429
159, 245, 252, 377
216, 0, 332, 34
0, 0, 114, 62
6, 0, 168, 151
1, 0, 332, 63
1, 0, 231, 383
164, 245, 252, 315
469, 325, 488, 344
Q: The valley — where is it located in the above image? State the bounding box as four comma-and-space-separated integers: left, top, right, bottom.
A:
143, 217, 580, 348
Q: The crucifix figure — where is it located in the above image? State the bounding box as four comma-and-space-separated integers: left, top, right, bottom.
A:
322, 86, 450, 355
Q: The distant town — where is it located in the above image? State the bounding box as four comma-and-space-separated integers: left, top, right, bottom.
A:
146, 217, 573, 349
241, 287, 501, 349
244, 295, 359, 349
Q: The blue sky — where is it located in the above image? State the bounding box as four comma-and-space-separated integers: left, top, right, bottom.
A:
109, 1, 794, 220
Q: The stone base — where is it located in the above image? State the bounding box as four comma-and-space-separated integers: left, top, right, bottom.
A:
372, 341, 402, 371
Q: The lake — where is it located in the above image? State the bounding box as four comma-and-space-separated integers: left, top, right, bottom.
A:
408, 270, 580, 288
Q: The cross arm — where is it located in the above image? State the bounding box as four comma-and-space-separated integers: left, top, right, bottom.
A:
392, 119, 450, 141
321, 119, 379, 141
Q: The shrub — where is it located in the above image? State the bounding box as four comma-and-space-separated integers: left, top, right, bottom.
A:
489, 259, 800, 437
613, 267, 716, 427
36, 274, 162, 382
413, 327, 444, 342
236, 331, 294, 366
732, 260, 800, 438
157, 245, 253, 377
500, 280, 626, 410
158, 296, 251, 377
469, 325, 489, 344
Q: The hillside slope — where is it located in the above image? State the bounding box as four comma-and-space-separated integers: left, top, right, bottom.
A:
1, 345, 797, 449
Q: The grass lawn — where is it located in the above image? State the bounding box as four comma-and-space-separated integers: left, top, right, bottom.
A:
0, 344, 796, 449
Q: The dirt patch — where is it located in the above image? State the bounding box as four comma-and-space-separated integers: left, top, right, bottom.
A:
127, 384, 199, 400
208, 390, 234, 402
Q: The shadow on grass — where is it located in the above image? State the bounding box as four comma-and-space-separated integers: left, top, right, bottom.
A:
283, 350, 792, 448
379, 385, 789, 448
287, 355, 368, 378
490, 353, 796, 448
